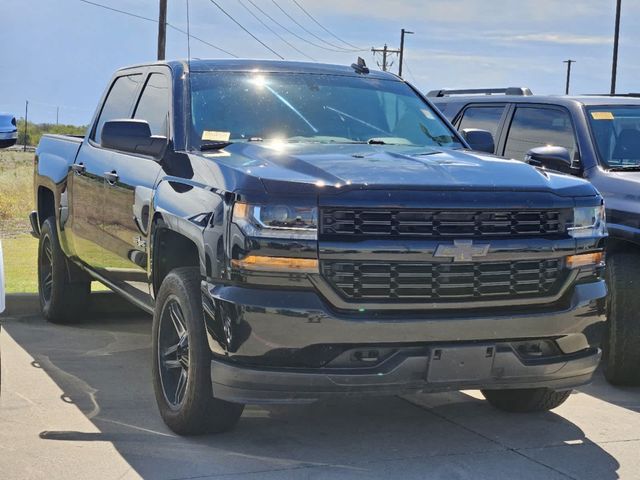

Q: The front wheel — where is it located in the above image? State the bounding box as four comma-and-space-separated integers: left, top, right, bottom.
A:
151, 267, 244, 435
481, 388, 572, 413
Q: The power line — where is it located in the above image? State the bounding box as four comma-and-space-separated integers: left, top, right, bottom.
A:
271, 0, 364, 52
290, 0, 364, 50
208, 0, 284, 59
78, 0, 156, 22
166, 24, 238, 58
245, 0, 353, 53
238, 0, 316, 61
77, 0, 237, 57
402, 58, 419, 84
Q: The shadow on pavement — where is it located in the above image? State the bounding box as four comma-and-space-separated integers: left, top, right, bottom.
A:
580, 369, 640, 413
1, 312, 624, 480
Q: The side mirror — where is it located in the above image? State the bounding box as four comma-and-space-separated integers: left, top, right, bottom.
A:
101, 119, 167, 159
461, 128, 495, 154
524, 146, 577, 175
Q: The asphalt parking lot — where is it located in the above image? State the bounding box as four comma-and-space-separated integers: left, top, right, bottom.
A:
1, 307, 639, 480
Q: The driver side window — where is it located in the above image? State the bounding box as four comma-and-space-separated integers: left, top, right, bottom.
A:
503, 107, 577, 161
133, 73, 170, 137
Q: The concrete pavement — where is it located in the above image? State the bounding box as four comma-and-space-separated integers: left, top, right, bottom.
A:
1, 310, 639, 480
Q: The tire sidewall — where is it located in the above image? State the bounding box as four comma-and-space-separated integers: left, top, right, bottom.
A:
38, 218, 59, 319
152, 268, 213, 428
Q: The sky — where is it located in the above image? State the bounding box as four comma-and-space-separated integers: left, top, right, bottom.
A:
1, 0, 638, 126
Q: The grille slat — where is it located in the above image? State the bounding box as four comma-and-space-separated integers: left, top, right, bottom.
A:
322, 259, 562, 302
322, 208, 565, 238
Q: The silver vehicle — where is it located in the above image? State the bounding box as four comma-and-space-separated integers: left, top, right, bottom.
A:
0, 113, 18, 148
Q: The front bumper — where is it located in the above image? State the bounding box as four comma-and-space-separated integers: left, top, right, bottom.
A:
204, 280, 606, 404
0, 130, 17, 140
211, 346, 601, 404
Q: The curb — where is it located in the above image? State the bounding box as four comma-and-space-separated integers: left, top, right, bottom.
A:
1, 291, 146, 317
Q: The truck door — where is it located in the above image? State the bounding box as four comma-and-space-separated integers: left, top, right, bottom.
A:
100, 71, 168, 304
68, 73, 143, 271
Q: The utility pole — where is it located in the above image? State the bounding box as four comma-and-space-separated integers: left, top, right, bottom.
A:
23, 100, 28, 152
398, 28, 414, 78
371, 44, 400, 72
563, 59, 576, 95
157, 0, 168, 61
56, 106, 59, 125
610, 0, 622, 94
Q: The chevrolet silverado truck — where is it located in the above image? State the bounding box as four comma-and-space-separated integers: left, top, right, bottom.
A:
431, 88, 640, 385
32, 60, 607, 435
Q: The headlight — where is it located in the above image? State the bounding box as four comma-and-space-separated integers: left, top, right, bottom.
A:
569, 205, 606, 238
232, 202, 317, 240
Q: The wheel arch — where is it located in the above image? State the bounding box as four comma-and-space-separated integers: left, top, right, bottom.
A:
150, 214, 205, 296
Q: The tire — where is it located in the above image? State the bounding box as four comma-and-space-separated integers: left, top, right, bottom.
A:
481, 388, 572, 413
38, 217, 90, 323
152, 267, 244, 435
603, 252, 640, 386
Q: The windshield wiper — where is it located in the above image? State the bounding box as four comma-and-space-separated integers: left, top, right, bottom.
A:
200, 141, 232, 151
609, 165, 640, 171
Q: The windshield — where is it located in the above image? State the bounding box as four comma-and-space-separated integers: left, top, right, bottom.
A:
189, 72, 462, 149
588, 106, 640, 169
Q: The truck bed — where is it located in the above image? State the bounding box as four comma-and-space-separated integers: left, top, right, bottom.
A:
36, 134, 84, 185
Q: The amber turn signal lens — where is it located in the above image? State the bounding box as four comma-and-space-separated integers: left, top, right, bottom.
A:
231, 256, 319, 273
566, 252, 604, 269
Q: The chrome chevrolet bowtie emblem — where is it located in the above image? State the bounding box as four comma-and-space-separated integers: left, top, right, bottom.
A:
434, 239, 490, 262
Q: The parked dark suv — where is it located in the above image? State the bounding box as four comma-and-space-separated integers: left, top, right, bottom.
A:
431, 88, 640, 385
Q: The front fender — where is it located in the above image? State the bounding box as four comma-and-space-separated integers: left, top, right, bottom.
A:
150, 177, 227, 281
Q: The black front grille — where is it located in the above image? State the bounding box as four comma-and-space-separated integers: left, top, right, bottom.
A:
320, 208, 564, 237
322, 259, 563, 302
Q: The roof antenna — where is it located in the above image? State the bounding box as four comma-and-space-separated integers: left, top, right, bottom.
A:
351, 57, 370, 74
186, 0, 192, 64
185, 0, 192, 150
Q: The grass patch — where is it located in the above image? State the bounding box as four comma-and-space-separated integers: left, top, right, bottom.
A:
2, 234, 108, 294
2, 235, 38, 293
0, 150, 34, 237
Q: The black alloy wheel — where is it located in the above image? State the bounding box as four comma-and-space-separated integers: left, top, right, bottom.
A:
158, 298, 191, 408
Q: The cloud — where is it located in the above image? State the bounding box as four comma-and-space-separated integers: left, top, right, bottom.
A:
306, 0, 605, 23
503, 33, 612, 45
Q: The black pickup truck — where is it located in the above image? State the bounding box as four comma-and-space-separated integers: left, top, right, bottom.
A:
33, 60, 606, 435
431, 88, 640, 385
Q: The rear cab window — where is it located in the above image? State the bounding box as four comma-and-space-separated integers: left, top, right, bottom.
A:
503, 106, 577, 161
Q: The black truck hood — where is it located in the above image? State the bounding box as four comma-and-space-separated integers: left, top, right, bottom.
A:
202, 143, 597, 198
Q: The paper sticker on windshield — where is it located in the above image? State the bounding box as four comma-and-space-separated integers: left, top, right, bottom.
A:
202, 130, 231, 141
591, 111, 614, 120
421, 109, 435, 120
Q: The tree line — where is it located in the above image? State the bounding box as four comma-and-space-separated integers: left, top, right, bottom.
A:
15, 119, 87, 147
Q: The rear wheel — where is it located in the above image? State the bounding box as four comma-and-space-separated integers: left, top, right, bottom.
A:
481, 388, 572, 413
152, 267, 244, 435
38, 217, 90, 323
603, 252, 640, 385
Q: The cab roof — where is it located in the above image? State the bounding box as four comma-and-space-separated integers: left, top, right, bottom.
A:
119, 59, 399, 81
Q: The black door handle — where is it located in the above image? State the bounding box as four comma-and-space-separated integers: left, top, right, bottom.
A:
71, 163, 85, 174
104, 171, 119, 184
